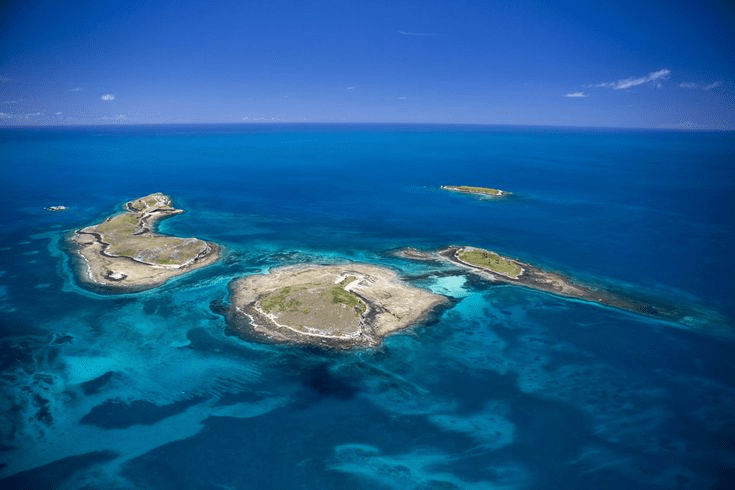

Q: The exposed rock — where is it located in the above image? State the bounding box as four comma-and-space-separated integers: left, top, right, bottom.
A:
68, 193, 220, 293
227, 264, 448, 349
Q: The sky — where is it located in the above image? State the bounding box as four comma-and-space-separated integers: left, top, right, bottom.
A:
0, 0, 733, 129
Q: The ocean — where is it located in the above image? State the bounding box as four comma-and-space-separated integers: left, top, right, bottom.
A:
0, 124, 734, 489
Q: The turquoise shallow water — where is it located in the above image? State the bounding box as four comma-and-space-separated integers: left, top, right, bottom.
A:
1, 124, 734, 488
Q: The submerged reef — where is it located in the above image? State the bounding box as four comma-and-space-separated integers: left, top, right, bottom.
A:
68, 193, 220, 293
227, 264, 448, 349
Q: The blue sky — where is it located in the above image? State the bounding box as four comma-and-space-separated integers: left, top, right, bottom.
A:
1, 0, 733, 128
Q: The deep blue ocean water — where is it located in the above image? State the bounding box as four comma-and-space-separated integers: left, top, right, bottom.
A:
0, 124, 734, 489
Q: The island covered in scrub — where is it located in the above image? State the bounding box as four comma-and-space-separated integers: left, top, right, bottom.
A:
226, 264, 448, 349
397, 245, 699, 325
441, 185, 507, 197
68, 193, 220, 292
454, 247, 523, 279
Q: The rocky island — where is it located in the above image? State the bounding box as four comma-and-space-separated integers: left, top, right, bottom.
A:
398, 246, 693, 323
227, 264, 448, 349
69, 193, 220, 293
441, 185, 507, 198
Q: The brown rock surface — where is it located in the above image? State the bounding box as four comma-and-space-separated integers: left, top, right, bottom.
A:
227, 264, 448, 348
69, 193, 220, 292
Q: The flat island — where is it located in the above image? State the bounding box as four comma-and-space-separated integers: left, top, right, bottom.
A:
446, 246, 592, 298
397, 246, 693, 323
227, 264, 448, 349
441, 185, 507, 198
69, 193, 220, 292
455, 247, 524, 279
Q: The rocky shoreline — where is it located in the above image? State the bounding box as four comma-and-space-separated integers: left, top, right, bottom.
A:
397, 246, 693, 324
63, 194, 712, 341
68, 193, 220, 293
226, 264, 449, 349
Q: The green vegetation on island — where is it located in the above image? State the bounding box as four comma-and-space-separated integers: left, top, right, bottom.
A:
397, 245, 712, 331
441, 185, 506, 197
457, 248, 523, 278
329, 283, 366, 316
227, 264, 448, 348
91, 195, 206, 266
261, 286, 304, 314
69, 193, 220, 292
259, 276, 367, 319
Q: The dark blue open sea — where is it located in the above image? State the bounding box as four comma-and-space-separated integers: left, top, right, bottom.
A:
1, 124, 734, 489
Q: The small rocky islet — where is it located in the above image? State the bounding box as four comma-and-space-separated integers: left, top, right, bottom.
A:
441, 185, 508, 198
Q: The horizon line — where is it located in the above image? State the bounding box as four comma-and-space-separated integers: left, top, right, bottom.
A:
0, 121, 732, 132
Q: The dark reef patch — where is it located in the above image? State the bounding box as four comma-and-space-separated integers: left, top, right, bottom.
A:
185, 327, 265, 360
0, 450, 119, 490
208, 298, 229, 316
212, 390, 269, 407
80, 397, 205, 429
0, 316, 46, 339
32, 393, 52, 425
80, 370, 117, 396
50, 333, 74, 345
299, 363, 358, 400
0, 337, 40, 372
142, 296, 176, 317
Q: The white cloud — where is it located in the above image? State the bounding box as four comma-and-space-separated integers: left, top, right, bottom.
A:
679, 81, 722, 91
398, 30, 437, 36
54, 112, 63, 115
658, 121, 707, 130
592, 69, 671, 90
0, 100, 19, 104
98, 114, 126, 121
0, 112, 12, 118
100, 94, 115, 101
611, 69, 671, 90
242, 117, 249, 120
69, 87, 83, 92
25, 112, 42, 117
397, 96, 408, 100
0, 76, 13, 83
564, 92, 589, 98
346, 86, 356, 90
